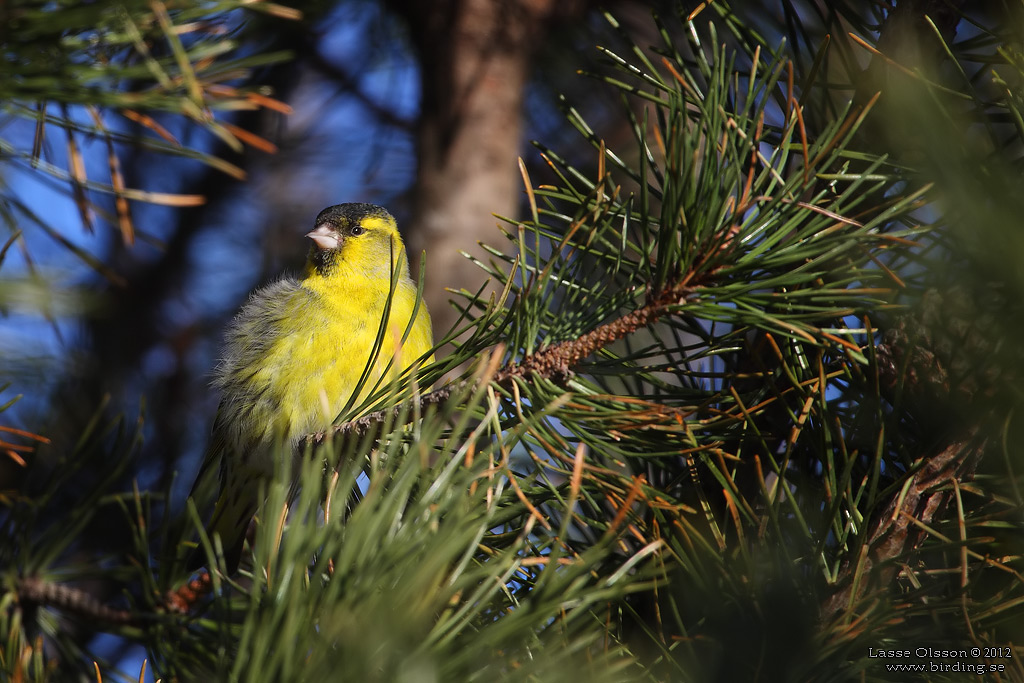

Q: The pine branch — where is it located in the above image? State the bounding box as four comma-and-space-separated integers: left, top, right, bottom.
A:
16, 577, 134, 625
822, 431, 984, 621
306, 279, 701, 446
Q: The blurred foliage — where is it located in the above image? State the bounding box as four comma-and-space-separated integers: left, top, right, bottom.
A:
1, 1, 1024, 682
0, 0, 297, 262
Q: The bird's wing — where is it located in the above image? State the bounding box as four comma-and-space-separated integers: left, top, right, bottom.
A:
188, 407, 229, 503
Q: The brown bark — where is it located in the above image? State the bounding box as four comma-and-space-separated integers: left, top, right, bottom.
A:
822, 433, 984, 622
390, 0, 587, 340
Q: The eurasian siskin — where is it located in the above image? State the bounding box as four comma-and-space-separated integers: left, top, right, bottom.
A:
189, 203, 433, 573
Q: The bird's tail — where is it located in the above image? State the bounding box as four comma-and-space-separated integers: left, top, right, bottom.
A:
187, 488, 256, 574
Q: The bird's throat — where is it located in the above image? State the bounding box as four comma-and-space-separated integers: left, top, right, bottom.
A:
309, 248, 341, 278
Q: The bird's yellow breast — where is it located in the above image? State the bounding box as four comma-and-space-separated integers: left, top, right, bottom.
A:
214, 266, 432, 459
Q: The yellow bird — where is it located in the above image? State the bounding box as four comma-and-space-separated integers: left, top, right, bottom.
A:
190, 203, 433, 573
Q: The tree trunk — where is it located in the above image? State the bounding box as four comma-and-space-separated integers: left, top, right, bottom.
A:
393, 0, 585, 340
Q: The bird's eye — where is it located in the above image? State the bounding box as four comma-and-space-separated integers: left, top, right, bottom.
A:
350, 225, 365, 236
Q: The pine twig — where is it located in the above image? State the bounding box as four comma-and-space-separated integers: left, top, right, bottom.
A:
16, 577, 134, 625
306, 280, 699, 446
822, 430, 984, 621
16, 571, 214, 623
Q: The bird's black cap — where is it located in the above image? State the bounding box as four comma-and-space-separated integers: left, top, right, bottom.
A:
314, 203, 393, 228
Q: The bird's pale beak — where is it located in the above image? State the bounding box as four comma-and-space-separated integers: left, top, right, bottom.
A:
306, 224, 340, 251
